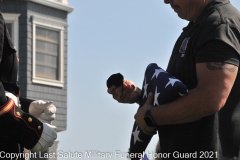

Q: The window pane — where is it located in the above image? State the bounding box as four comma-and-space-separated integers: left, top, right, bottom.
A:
36, 53, 57, 68
36, 40, 58, 56
48, 30, 59, 43
36, 66, 57, 80
55, 0, 62, 2
6, 23, 12, 39
36, 27, 59, 43
35, 26, 60, 80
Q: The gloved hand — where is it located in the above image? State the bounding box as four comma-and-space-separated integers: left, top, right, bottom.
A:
29, 100, 56, 126
5, 91, 18, 106
0, 98, 57, 151
5, 92, 57, 129
31, 123, 57, 152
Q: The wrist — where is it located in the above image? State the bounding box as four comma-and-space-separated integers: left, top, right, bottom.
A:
144, 107, 156, 127
135, 87, 142, 105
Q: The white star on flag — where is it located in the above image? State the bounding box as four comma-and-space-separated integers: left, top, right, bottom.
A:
132, 126, 143, 144
143, 77, 148, 98
151, 69, 165, 80
154, 87, 160, 106
165, 78, 181, 88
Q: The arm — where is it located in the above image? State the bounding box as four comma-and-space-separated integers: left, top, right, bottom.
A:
19, 97, 34, 113
19, 97, 56, 125
136, 62, 237, 127
3, 94, 57, 152
0, 98, 53, 149
153, 62, 237, 124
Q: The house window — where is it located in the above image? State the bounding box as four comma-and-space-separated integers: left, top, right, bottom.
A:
36, 27, 60, 80
32, 15, 65, 87
2, 13, 20, 51
6, 23, 12, 37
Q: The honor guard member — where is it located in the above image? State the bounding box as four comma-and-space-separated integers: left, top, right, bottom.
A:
108, 0, 240, 159
0, 10, 57, 160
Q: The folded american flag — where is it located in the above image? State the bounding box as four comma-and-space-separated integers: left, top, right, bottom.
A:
129, 63, 188, 160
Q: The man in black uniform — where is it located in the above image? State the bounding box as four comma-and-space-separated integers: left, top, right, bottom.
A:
0, 7, 57, 160
108, 0, 240, 159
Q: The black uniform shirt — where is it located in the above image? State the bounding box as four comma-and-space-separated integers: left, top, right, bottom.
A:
161, 0, 240, 159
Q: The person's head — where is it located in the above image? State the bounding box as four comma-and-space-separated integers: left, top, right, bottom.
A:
164, 0, 213, 22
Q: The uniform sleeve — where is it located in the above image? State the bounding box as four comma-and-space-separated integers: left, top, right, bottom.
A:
0, 98, 43, 149
19, 97, 35, 113
195, 22, 240, 66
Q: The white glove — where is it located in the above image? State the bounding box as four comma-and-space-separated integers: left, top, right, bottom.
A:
29, 100, 57, 127
5, 91, 18, 106
31, 123, 57, 152
5, 92, 57, 129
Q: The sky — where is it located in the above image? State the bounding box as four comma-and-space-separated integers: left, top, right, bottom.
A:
57, 1, 240, 160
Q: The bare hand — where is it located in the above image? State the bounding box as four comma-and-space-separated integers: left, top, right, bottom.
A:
134, 92, 157, 135
107, 79, 141, 104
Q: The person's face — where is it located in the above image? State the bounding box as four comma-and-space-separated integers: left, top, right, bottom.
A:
164, 0, 206, 21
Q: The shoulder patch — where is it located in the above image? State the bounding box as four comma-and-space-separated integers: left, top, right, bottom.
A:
179, 37, 190, 56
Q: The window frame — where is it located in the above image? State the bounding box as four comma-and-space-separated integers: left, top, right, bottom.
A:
2, 13, 20, 53
32, 15, 65, 87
